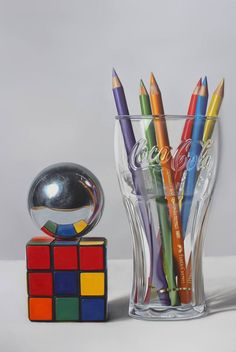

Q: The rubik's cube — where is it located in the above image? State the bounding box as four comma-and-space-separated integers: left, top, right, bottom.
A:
26, 236, 107, 322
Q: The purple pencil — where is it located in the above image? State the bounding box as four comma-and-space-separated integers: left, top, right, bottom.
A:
112, 69, 170, 305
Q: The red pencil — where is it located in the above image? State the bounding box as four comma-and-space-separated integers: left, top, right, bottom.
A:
173, 79, 202, 191
182, 78, 202, 140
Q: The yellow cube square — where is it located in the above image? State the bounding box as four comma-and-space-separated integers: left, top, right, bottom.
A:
80, 273, 105, 296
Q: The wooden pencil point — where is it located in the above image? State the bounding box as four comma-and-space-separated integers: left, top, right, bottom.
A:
199, 77, 208, 97
150, 73, 161, 96
112, 69, 122, 89
140, 79, 148, 95
215, 78, 224, 97
202, 76, 208, 86
197, 78, 202, 87
193, 78, 202, 95
150, 72, 157, 86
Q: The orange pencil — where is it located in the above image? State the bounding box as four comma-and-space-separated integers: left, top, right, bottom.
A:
149, 73, 189, 304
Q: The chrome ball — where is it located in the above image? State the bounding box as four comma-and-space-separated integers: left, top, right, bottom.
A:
28, 162, 104, 239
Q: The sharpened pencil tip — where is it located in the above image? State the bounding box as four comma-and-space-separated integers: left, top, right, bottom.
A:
215, 78, 224, 97
193, 78, 202, 95
150, 72, 156, 85
199, 76, 208, 96
202, 76, 208, 87
112, 68, 122, 89
218, 78, 224, 88
112, 68, 117, 77
197, 78, 202, 87
140, 79, 148, 95
150, 72, 161, 95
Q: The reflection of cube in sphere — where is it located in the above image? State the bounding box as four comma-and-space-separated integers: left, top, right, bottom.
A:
28, 163, 104, 239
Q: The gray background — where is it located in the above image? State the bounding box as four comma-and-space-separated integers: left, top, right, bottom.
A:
0, 0, 235, 259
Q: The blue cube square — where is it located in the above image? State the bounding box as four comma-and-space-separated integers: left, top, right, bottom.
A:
54, 271, 78, 296
81, 298, 105, 321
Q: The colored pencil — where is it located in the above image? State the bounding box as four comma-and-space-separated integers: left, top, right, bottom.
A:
112, 69, 170, 305
174, 79, 202, 191
139, 80, 179, 306
182, 79, 202, 140
181, 77, 209, 237
149, 73, 189, 304
203, 79, 224, 143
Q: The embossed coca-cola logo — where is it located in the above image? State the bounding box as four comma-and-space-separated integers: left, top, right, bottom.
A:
129, 138, 214, 172
172, 139, 191, 172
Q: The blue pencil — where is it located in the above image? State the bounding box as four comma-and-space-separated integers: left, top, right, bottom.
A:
181, 77, 209, 237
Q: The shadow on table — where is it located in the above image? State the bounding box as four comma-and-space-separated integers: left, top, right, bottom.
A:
108, 296, 130, 321
206, 286, 236, 316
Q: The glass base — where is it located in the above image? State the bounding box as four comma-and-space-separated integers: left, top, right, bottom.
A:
129, 303, 207, 321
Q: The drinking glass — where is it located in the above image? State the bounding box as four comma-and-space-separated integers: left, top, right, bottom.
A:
114, 115, 219, 320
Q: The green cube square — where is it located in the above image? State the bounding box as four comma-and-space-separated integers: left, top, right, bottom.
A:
55, 297, 79, 321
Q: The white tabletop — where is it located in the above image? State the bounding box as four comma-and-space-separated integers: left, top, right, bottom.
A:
1, 258, 236, 352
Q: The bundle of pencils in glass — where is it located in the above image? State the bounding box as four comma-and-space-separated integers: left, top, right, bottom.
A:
112, 69, 224, 306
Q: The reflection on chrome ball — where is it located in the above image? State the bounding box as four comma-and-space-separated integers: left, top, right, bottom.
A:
28, 163, 104, 239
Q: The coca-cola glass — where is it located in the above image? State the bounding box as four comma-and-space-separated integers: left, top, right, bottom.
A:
114, 115, 219, 320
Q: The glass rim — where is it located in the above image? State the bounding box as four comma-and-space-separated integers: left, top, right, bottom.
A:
115, 114, 219, 121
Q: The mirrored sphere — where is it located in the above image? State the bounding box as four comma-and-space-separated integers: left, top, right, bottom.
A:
28, 163, 104, 239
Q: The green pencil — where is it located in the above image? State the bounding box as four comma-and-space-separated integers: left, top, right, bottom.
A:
139, 79, 179, 306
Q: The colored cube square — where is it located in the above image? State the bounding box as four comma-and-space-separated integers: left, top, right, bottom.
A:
26, 245, 51, 270
80, 272, 105, 296
55, 297, 79, 321
28, 272, 53, 296
54, 271, 78, 295
79, 246, 104, 270
81, 298, 105, 321
53, 246, 78, 270
28, 297, 53, 321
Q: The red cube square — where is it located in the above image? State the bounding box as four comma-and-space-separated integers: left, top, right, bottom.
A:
26, 245, 51, 270
79, 246, 104, 270
28, 272, 53, 296
53, 246, 78, 270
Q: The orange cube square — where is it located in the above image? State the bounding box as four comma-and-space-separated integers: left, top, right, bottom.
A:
29, 298, 53, 321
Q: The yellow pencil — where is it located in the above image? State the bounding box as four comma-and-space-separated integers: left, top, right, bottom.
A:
202, 79, 224, 142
